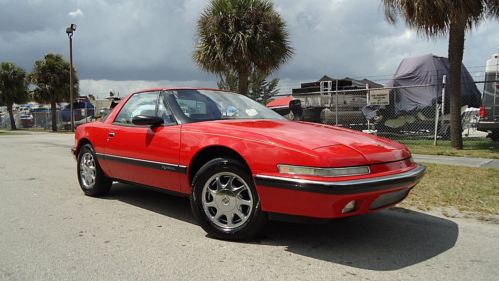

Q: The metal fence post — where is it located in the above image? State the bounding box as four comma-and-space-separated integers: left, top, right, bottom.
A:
440, 75, 446, 132
335, 79, 339, 126
433, 75, 446, 146
366, 83, 370, 132
433, 104, 440, 146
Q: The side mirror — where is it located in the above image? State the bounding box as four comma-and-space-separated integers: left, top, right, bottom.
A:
132, 115, 164, 127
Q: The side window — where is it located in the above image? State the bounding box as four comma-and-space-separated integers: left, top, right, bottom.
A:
114, 92, 159, 125
173, 90, 221, 121
177, 98, 208, 116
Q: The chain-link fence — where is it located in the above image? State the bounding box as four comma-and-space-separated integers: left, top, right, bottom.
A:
290, 80, 487, 143
0, 108, 94, 131
0, 82, 491, 143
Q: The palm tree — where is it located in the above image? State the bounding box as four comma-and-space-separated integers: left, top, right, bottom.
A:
30, 54, 79, 132
0, 62, 28, 130
383, 0, 499, 149
193, 0, 293, 96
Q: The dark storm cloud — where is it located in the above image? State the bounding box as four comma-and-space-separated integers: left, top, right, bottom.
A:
274, 0, 498, 85
0, 0, 210, 81
0, 0, 73, 32
0, 0, 497, 96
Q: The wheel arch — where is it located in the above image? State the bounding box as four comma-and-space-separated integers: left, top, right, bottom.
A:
76, 138, 92, 156
187, 145, 251, 186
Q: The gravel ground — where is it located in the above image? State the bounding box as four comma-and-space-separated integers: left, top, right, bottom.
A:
1, 132, 498, 281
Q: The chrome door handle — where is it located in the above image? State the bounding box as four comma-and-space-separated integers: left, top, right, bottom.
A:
108, 132, 116, 137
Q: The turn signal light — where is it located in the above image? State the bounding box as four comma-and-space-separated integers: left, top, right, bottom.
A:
277, 164, 370, 177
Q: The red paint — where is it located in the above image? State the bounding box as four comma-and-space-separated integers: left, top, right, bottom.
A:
256, 185, 412, 218
74, 88, 421, 219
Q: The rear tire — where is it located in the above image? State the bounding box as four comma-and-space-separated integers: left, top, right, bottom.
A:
491, 130, 499, 142
190, 158, 267, 241
77, 144, 112, 196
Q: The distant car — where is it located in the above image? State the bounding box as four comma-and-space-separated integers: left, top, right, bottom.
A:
61, 97, 95, 123
72, 88, 425, 240
477, 53, 499, 141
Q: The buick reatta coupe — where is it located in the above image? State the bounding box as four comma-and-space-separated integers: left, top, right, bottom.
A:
73, 88, 425, 240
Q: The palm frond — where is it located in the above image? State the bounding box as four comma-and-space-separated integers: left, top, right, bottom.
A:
193, 0, 293, 76
382, 0, 497, 37
30, 53, 79, 103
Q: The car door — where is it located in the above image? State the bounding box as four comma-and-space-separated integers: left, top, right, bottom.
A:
105, 91, 182, 191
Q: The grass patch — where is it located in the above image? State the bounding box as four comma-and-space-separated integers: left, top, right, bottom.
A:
0, 129, 74, 135
400, 139, 499, 159
400, 163, 499, 215
49, 131, 75, 134
0, 129, 29, 136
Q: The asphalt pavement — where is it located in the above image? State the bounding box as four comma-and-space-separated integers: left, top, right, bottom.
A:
1, 132, 498, 281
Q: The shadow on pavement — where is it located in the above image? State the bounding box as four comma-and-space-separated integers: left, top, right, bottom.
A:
102, 183, 195, 224
260, 208, 459, 271
105, 183, 459, 271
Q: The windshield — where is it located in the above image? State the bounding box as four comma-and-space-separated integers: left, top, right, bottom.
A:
168, 89, 286, 122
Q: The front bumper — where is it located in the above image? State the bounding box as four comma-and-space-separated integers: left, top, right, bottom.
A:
254, 165, 426, 218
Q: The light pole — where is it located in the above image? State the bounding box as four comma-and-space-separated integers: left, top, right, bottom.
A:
66, 23, 76, 132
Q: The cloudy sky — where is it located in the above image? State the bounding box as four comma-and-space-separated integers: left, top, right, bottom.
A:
0, 0, 498, 98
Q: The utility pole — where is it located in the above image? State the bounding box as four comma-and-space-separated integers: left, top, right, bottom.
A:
66, 24, 76, 132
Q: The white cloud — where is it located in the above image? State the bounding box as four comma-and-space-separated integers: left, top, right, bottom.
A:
68, 8, 83, 18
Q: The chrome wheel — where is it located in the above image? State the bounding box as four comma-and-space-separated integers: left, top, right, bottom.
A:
79, 152, 96, 189
201, 172, 254, 230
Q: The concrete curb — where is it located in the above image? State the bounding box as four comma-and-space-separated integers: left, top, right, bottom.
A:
413, 154, 499, 170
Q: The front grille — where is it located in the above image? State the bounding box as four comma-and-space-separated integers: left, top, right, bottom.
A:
369, 189, 410, 210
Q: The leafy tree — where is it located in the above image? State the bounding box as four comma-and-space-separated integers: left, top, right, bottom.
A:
249, 72, 279, 104
217, 72, 239, 93
383, 0, 499, 149
0, 62, 28, 130
194, 0, 293, 96
218, 69, 280, 104
30, 54, 79, 132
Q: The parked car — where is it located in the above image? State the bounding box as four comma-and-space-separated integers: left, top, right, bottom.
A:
72, 88, 425, 240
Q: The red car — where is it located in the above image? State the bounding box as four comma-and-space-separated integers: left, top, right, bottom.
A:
73, 88, 425, 240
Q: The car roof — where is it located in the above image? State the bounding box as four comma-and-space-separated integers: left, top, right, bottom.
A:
133, 87, 231, 94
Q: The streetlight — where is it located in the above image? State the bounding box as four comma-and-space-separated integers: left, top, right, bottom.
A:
66, 23, 76, 132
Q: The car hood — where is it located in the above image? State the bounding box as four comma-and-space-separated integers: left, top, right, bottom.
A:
184, 120, 411, 164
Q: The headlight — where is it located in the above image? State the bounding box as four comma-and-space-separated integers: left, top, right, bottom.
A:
277, 164, 370, 177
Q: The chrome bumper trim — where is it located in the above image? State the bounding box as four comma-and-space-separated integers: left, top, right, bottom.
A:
254, 165, 426, 194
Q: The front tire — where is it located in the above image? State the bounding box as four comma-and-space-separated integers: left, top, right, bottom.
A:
77, 144, 112, 196
491, 130, 499, 142
190, 158, 267, 241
